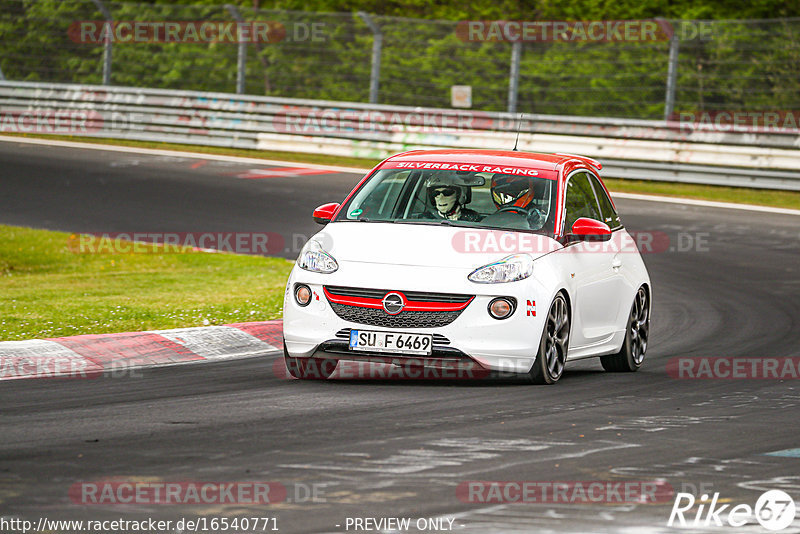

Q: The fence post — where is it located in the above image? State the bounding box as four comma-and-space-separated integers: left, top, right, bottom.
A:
0, 65, 5, 81
507, 41, 522, 114
225, 4, 247, 94
663, 24, 680, 121
90, 0, 112, 85
358, 12, 382, 104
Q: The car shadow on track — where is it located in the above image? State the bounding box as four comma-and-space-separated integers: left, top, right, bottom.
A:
293, 369, 609, 387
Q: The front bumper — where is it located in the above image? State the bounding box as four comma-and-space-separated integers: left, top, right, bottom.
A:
283, 268, 549, 374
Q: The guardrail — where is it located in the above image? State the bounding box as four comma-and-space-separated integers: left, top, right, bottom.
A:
2, 81, 800, 190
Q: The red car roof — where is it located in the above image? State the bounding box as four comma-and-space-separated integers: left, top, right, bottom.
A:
384, 149, 599, 173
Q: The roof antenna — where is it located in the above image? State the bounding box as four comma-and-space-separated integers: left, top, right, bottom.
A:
512, 113, 524, 151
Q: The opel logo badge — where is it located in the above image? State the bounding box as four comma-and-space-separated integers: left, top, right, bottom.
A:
382, 292, 405, 315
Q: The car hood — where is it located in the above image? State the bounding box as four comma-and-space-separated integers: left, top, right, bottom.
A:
313, 222, 561, 269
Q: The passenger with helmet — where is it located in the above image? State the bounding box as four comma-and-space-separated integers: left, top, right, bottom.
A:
487, 174, 548, 229
419, 173, 482, 222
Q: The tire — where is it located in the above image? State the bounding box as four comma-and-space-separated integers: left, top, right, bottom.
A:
284, 343, 337, 379
601, 286, 650, 372
528, 293, 570, 384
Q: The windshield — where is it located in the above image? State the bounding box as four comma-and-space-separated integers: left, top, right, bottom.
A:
335, 167, 558, 236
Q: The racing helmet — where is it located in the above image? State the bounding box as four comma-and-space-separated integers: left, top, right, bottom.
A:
426, 172, 469, 207
491, 174, 537, 209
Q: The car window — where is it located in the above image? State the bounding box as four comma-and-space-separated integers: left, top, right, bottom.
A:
564, 172, 603, 233
588, 174, 622, 229
464, 174, 496, 213
335, 167, 558, 236
348, 171, 410, 219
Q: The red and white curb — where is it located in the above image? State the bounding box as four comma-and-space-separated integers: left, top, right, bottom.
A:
0, 321, 283, 381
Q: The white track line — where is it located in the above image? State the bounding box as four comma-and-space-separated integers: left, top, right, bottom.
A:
612, 191, 800, 216
2, 135, 798, 216
0, 135, 368, 174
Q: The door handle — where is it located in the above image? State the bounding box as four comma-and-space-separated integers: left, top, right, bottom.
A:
612, 257, 622, 270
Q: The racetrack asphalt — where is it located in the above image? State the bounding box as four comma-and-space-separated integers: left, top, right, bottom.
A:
1, 140, 799, 533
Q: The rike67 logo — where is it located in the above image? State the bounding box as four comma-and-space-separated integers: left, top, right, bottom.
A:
668, 490, 796, 531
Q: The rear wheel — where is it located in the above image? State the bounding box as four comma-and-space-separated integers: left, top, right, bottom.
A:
284, 343, 337, 379
601, 286, 649, 372
528, 293, 570, 384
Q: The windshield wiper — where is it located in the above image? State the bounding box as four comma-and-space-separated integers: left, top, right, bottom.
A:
352, 218, 402, 223
395, 219, 456, 226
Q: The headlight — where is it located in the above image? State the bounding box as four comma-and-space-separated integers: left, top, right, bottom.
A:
297, 240, 338, 274
468, 254, 533, 283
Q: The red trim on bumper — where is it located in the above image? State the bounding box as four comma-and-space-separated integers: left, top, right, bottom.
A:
322, 287, 474, 312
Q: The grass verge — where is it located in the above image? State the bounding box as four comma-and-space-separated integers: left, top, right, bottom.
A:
4, 132, 800, 210
0, 224, 293, 341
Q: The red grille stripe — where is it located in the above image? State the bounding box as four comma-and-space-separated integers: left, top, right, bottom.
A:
404, 299, 474, 311
323, 288, 473, 312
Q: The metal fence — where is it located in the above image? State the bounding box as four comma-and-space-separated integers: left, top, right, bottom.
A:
3, 81, 800, 190
1, 1, 799, 120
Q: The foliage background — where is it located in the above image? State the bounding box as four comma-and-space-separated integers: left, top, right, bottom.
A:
1, 0, 799, 118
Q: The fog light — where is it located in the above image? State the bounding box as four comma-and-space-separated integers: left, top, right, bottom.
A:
488, 297, 516, 320
294, 284, 312, 307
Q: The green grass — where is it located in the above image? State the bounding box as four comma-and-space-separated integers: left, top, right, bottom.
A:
4, 132, 800, 210
0, 225, 294, 341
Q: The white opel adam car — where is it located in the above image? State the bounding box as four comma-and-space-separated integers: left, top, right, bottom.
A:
283, 149, 651, 384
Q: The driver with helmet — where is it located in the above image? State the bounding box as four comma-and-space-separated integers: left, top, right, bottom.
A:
421, 173, 482, 222
489, 174, 547, 228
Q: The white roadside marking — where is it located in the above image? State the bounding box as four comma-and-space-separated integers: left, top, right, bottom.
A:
0, 135, 368, 174
150, 325, 278, 360
612, 192, 800, 216
0, 339, 101, 380
2, 135, 798, 215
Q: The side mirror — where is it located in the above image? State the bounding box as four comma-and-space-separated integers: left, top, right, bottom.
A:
313, 203, 340, 225
570, 217, 612, 242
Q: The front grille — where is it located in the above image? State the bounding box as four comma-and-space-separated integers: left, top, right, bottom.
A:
325, 286, 472, 304
329, 302, 463, 328
335, 328, 451, 345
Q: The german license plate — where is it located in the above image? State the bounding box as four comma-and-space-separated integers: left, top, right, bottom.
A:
348, 330, 432, 356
